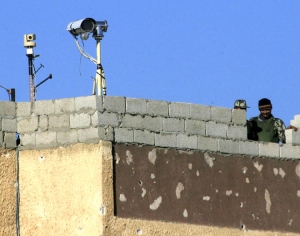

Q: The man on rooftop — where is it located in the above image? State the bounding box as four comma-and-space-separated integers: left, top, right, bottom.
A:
249, 98, 286, 144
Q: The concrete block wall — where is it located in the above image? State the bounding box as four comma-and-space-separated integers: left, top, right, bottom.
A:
0, 101, 17, 148
287, 115, 300, 145
1, 96, 300, 159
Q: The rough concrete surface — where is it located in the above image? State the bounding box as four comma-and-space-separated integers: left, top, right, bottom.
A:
0, 149, 16, 236
19, 141, 112, 236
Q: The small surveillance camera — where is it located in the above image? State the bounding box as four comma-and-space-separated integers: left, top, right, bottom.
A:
24, 34, 36, 48
66, 18, 96, 37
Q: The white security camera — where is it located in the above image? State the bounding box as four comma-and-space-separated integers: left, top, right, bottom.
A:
24, 34, 36, 48
66, 18, 108, 96
66, 18, 96, 37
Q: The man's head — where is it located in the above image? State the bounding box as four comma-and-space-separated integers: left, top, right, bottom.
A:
258, 98, 272, 119
234, 99, 249, 110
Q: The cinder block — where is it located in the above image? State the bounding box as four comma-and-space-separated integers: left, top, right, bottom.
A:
54, 98, 75, 114
280, 144, 300, 159
70, 113, 90, 129
39, 115, 48, 131
197, 136, 218, 152
34, 100, 55, 115
185, 119, 205, 136
259, 142, 280, 158
155, 133, 177, 148
232, 109, 246, 125
114, 128, 134, 143
96, 96, 104, 112
211, 106, 232, 124
98, 126, 114, 141
169, 102, 190, 118
142, 116, 163, 132
218, 139, 239, 154
0, 102, 15, 117
91, 111, 120, 127
227, 125, 247, 140
57, 130, 78, 146
77, 127, 101, 144
239, 140, 259, 156
290, 115, 300, 128
206, 121, 228, 138
19, 133, 36, 148
177, 133, 197, 149
17, 117, 38, 133
285, 129, 292, 143
163, 118, 184, 132
285, 129, 300, 145
4, 132, 17, 148
126, 98, 147, 114
17, 102, 31, 117
134, 130, 155, 145
49, 114, 70, 131
190, 104, 211, 121
147, 100, 169, 117
35, 131, 57, 148
2, 118, 16, 132
121, 114, 144, 129
75, 96, 102, 113
103, 96, 125, 113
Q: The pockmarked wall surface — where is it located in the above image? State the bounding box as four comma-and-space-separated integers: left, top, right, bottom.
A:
0, 149, 16, 236
114, 144, 300, 234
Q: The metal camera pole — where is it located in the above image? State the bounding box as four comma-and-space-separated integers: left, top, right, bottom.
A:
93, 37, 106, 96
24, 34, 36, 102
92, 21, 107, 96
27, 54, 34, 102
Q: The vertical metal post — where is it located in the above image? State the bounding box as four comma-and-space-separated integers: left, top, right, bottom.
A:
10, 88, 15, 102
93, 38, 106, 96
27, 54, 35, 102
96, 39, 101, 95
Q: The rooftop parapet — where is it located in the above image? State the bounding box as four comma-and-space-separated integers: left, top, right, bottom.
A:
0, 96, 299, 159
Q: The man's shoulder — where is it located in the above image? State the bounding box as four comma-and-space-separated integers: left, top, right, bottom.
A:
274, 118, 285, 125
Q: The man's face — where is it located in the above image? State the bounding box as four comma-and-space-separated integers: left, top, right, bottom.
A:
260, 108, 272, 119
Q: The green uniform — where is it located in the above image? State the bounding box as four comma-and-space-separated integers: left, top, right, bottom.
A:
249, 114, 286, 143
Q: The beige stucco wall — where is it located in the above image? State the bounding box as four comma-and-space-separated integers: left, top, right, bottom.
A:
0, 149, 16, 236
19, 141, 113, 236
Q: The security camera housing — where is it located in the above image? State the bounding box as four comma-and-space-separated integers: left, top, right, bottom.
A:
24, 34, 36, 48
66, 18, 96, 37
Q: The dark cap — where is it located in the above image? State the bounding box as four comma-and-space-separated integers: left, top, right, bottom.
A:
258, 98, 272, 109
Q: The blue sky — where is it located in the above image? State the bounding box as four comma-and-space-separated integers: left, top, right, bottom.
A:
1, 1, 300, 126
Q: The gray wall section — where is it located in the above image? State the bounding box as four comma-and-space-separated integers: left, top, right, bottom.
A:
0, 96, 299, 159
